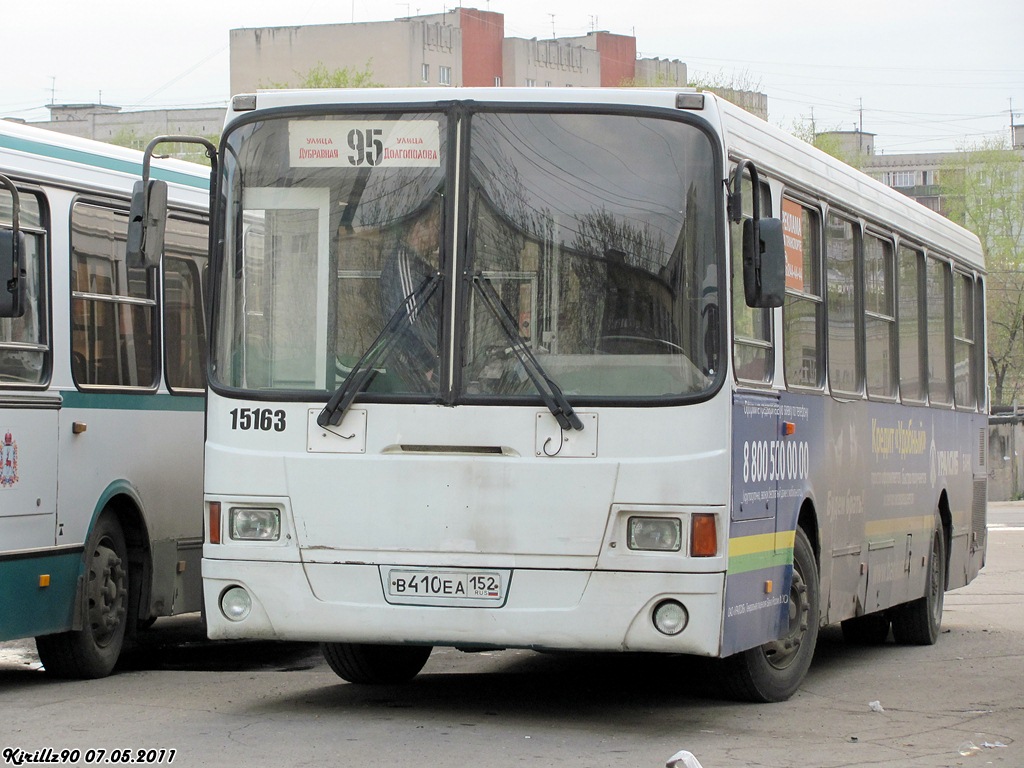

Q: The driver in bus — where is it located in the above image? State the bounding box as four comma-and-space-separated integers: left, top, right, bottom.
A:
378, 205, 442, 390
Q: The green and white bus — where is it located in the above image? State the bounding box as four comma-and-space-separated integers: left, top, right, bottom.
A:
0, 121, 210, 678
141, 88, 986, 701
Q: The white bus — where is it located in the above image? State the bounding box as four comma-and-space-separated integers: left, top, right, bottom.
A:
0, 121, 210, 678
149, 88, 986, 701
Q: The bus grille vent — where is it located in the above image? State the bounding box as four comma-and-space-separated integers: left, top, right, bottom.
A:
978, 428, 987, 468
972, 478, 987, 550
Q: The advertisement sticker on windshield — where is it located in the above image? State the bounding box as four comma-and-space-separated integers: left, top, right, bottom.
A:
289, 120, 441, 168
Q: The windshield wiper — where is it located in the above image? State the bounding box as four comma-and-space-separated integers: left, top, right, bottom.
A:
318, 272, 441, 428
471, 273, 584, 431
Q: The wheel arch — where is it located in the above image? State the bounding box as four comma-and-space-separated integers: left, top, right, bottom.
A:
85, 481, 153, 633
936, 489, 953, 590
797, 497, 820, 566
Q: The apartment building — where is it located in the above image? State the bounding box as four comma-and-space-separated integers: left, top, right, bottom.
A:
228, 8, 685, 92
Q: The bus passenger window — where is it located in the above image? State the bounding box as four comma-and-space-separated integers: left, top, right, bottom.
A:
925, 257, 951, 406
163, 215, 208, 393
953, 270, 976, 409
0, 189, 48, 386
826, 213, 861, 396
731, 174, 772, 384
897, 246, 925, 403
864, 233, 896, 399
782, 199, 822, 389
71, 202, 157, 389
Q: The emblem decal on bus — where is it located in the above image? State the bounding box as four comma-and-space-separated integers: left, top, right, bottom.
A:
0, 431, 18, 488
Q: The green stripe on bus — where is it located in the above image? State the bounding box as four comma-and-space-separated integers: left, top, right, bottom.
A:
727, 548, 794, 575
0, 134, 209, 190
61, 390, 204, 413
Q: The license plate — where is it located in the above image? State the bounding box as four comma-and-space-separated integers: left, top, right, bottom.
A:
386, 569, 503, 601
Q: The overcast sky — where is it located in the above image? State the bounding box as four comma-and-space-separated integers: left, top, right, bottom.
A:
5, 0, 1022, 153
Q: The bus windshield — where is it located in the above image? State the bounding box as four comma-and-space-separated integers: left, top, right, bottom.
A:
212, 108, 721, 401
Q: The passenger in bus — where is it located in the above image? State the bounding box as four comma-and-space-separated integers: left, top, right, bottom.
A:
378, 209, 442, 390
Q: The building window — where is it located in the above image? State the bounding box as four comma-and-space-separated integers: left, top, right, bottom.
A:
526, 78, 536, 87
887, 170, 915, 188
439, 66, 452, 86
421, 63, 429, 83
494, 76, 501, 87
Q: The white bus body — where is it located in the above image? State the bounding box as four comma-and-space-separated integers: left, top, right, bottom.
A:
0, 121, 210, 678
196, 89, 986, 700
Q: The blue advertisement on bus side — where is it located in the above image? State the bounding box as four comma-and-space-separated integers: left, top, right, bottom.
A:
725, 389, 984, 657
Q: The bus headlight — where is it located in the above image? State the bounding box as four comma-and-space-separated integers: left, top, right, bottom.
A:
229, 507, 281, 541
628, 516, 682, 551
653, 600, 688, 636
220, 586, 252, 621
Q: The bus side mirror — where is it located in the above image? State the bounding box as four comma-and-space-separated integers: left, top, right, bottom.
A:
127, 179, 168, 269
0, 230, 26, 319
742, 217, 785, 308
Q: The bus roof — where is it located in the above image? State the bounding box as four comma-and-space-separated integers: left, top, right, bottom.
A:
0, 119, 209, 198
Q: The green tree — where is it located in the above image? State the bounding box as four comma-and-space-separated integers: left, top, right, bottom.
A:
262, 61, 382, 89
788, 118, 863, 169
108, 128, 218, 166
941, 138, 1024, 406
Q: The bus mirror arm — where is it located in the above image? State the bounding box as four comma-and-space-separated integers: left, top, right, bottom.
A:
128, 135, 219, 270
0, 173, 27, 319
730, 159, 785, 309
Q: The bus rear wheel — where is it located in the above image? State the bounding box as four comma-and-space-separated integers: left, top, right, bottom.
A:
891, 514, 946, 645
721, 527, 820, 702
321, 642, 432, 684
36, 512, 129, 678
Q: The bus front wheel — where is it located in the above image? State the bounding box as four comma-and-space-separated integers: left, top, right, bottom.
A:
721, 527, 820, 702
321, 642, 432, 684
36, 511, 129, 678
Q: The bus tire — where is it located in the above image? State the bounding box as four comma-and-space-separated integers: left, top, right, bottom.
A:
321, 642, 432, 684
841, 612, 891, 645
891, 515, 945, 645
36, 512, 129, 679
721, 527, 820, 702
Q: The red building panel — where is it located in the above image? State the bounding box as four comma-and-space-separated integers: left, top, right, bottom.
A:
594, 32, 637, 87
457, 8, 504, 86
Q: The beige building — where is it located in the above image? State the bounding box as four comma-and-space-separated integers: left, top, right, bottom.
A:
502, 38, 601, 88
230, 17, 465, 92
30, 104, 226, 148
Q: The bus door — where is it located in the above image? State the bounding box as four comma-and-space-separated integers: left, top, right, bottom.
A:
724, 390, 789, 655
0, 268, 67, 636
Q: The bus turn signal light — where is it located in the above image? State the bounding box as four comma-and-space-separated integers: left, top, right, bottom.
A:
690, 514, 717, 557
208, 502, 221, 545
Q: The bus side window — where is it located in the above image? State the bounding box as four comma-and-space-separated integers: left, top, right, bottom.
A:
897, 245, 926, 404
731, 172, 773, 384
71, 202, 157, 389
864, 232, 897, 399
163, 214, 208, 393
0, 188, 48, 386
952, 269, 977, 410
782, 198, 823, 389
826, 213, 862, 396
925, 256, 952, 406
